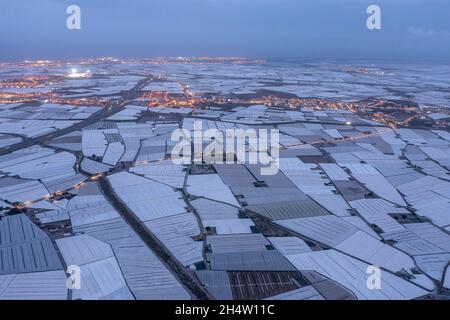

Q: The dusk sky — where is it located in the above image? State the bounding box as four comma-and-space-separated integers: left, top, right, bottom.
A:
1, 0, 450, 62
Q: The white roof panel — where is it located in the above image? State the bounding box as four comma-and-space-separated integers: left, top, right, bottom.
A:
276, 215, 358, 247
203, 219, 254, 234
144, 213, 203, 266
187, 174, 239, 206
268, 237, 312, 255
285, 250, 427, 300
57, 234, 114, 266
0, 271, 67, 300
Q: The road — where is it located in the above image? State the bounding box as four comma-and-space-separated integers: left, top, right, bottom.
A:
0, 77, 153, 156
98, 176, 212, 300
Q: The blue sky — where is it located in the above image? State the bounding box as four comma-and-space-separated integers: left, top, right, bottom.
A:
1, 0, 449, 62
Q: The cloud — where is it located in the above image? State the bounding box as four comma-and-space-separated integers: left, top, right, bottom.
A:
408, 26, 450, 37
408, 26, 437, 36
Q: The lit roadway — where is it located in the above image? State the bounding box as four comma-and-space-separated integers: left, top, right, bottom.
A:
0, 76, 154, 156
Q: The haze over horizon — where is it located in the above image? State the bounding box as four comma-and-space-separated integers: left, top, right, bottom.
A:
1, 0, 450, 63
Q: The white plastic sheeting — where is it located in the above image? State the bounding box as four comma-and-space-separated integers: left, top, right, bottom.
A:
285, 250, 427, 300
